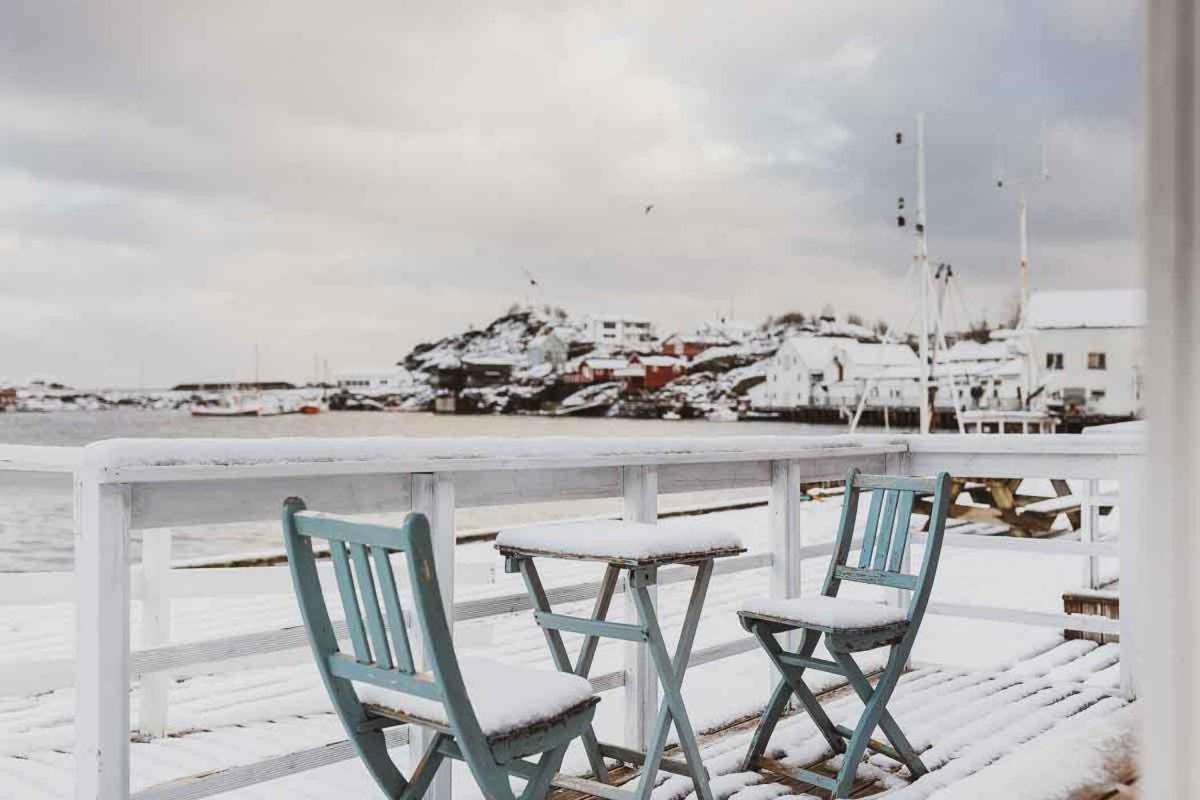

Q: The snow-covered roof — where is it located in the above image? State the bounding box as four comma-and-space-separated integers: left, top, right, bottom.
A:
582, 357, 628, 370
1027, 289, 1146, 329
633, 355, 684, 367
836, 341, 919, 368
943, 340, 1010, 362
776, 336, 854, 366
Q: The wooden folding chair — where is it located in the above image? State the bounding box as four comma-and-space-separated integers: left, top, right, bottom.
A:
737, 469, 953, 798
283, 499, 600, 800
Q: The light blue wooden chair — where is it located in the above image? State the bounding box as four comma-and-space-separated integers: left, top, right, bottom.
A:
283, 499, 600, 800
737, 469, 953, 798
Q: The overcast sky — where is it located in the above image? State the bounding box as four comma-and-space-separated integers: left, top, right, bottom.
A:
0, 1, 1141, 387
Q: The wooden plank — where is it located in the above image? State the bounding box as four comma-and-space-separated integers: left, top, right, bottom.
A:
769, 460, 804, 654
131, 474, 414, 529
98, 440, 912, 483
75, 480, 133, 800
857, 490, 885, 569
872, 491, 900, 570
131, 726, 411, 800
136, 528, 173, 739
621, 464, 657, 752
411, 473, 454, 800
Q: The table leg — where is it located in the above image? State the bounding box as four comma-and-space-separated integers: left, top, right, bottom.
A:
629, 561, 714, 800
516, 558, 616, 784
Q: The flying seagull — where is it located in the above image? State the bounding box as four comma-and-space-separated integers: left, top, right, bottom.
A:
644, 204, 654, 215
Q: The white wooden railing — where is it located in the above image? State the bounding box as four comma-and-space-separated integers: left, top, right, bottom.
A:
0, 433, 1143, 800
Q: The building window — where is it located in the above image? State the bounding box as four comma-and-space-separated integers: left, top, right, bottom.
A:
1088, 352, 1107, 370
602, 321, 616, 329
1045, 353, 1064, 370
1091, 389, 1107, 401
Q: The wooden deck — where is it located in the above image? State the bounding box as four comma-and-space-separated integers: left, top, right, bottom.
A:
550, 640, 1133, 800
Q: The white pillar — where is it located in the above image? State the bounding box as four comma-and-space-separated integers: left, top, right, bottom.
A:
1080, 480, 1101, 591
75, 480, 132, 800
136, 528, 173, 738
412, 473, 455, 800
1143, 2, 1200, 793
768, 461, 803, 655
622, 464, 658, 751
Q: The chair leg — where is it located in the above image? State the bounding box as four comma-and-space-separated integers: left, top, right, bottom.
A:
753, 625, 845, 757
399, 731, 448, 800
827, 647, 913, 797
518, 745, 569, 800
833, 647, 927, 778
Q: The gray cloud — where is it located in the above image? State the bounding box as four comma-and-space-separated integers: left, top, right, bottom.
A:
0, 1, 1140, 386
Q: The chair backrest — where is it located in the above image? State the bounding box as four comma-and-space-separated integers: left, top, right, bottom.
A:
281, 499, 496, 779
822, 469, 953, 621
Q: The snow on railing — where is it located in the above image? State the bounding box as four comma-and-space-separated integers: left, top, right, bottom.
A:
0, 433, 1143, 800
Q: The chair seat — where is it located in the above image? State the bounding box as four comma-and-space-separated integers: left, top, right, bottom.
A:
357, 656, 597, 740
495, 520, 745, 566
739, 595, 909, 634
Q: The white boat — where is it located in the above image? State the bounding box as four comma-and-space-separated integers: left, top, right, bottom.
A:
662, 410, 682, 421
707, 406, 738, 422
190, 392, 266, 417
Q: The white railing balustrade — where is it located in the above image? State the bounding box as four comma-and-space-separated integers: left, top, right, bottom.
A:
0, 433, 1142, 800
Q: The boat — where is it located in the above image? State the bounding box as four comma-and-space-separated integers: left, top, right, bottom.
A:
190, 391, 267, 417
298, 402, 323, 415
707, 406, 739, 422
662, 410, 682, 421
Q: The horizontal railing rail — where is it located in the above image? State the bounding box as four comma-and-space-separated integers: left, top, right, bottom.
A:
0, 433, 1143, 800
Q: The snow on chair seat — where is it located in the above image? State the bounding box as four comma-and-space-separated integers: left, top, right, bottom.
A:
739, 595, 908, 635
495, 519, 745, 566
358, 655, 596, 741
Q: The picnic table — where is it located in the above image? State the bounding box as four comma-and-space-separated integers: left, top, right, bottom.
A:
914, 477, 1114, 537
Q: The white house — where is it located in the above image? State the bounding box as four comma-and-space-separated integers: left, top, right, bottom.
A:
1027, 289, 1145, 417
527, 330, 568, 368
584, 314, 657, 350
334, 367, 412, 394
831, 341, 922, 408
757, 337, 853, 409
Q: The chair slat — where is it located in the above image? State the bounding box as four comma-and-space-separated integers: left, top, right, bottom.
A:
887, 491, 916, 572
872, 490, 900, 570
833, 565, 919, 590
329, 540, 372, 663
857, 490, 885, 569
373, 547, 415, 673
350, 543, 393, 670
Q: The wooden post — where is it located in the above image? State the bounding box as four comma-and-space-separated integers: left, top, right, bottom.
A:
1144, 2, 1199, 793
412, 473, 455, 800
1117, 459, 1140, 701
622, 464, 658, 751
1080, 480, 1101, 590
75, 479, 132, 800
136, 528, 173, 738
768, 460, 803, 654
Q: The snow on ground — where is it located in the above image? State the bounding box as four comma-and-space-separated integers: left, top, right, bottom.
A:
0, 492, 1127, 798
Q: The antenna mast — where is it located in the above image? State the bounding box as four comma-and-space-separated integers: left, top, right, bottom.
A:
914, 112, 932, 434
996, 122, 1050, 405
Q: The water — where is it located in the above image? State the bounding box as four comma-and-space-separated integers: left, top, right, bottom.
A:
0, 410, 844, 571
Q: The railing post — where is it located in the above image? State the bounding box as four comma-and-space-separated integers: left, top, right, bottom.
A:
75, 478, 132, 800
1117, 457, 1141, 701
768, 460, 803, 653
412, 473, 455, 800
622, 464, 657, 751
137, 528, 173, 739
1080, 479, 1101, 590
